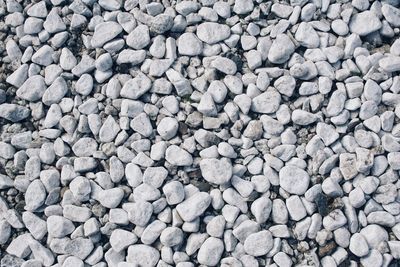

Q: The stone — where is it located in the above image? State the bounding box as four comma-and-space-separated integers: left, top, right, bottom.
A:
165, 145, 193, 166
196, 22, 231, 44
110, 229, 138, 253
279, 166, 310, 195
127, 245, 160, 267
244, 230, 273, 256
47, 215, 75, 238
16, 75, 46, 101
127, 25, 150, 49
0, 104, 30, 122
349, 11, 382, 36
25, 180, 46, 211
200, 158, 232, 185
176, 192, 211, 222
157, 117, 179, 140
251, 90, 281, 114
268, 34, 295, 64
177, 33, 203, 56
197, 237, 224, 266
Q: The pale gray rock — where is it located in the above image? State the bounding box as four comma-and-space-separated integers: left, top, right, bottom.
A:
165, 145, 193, 166
251, 89, 281, 114
349, 11, 382, 36
177, 33, 203, 56
176, 192, 211, 222
127, 245, 160, 267
25, 179, 46, 211
0, 104, 30, 122
279, 166, 310, 195
244, 230, 273, 256
47, 215, 75, 238
16, 75, 47, 101
196, 22, 231, 44
200, 158, 232, 185
127, 25, 150, 49
197, 237, 224, 266
268, 34, 295, 64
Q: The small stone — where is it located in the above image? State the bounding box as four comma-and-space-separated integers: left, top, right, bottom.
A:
251, 89, 281, 114
47, 215, 75, 238
125, 201, 153, 226
244, 230, 273, 256
157, 117, 179, 140
196, 22, 231, 44
25, 179, 46, 211
177, 33, 203, 56
200, 158, 232, 185
163, 181, 185, 205
160, 227, 184, 247
16, 75, 47, 101
268, 34, 295, 64
110, 229, 138, 253
127, 245, 160, 267
349, 11, 382, 36
0, 104, 30, 122
176, 192, 211, 222
165, 145, 193, 166
197, 237, 224, 266
211, 57, 237, 75
279, 166, 310, 195
127, 25, 150, 49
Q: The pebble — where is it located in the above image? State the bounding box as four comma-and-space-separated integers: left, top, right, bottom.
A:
200, 158, 232, 185
197, 237, 224, 266
176, 192, 211, 222
127, 245, 160, 267
279, 166, 310, 195
196, 22, 231, 44
268, 34, 295, 64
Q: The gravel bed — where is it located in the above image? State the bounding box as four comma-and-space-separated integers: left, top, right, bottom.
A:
1, 0, 400, 266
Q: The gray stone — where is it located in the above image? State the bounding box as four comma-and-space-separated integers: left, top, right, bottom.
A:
196, 22, 231, 44
177, 33, 203, 56
268, 34, 295, 64
279, 166, 310, 195
127, 245, 160, 267
176, 192, 211, 222
200, 158, 232, 185
16, 75, 47, 101
244, 230, 273, 256
197, 237, 224, 266
349, 11, 382, 36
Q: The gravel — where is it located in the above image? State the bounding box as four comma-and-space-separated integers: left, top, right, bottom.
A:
2, 0, 400, 266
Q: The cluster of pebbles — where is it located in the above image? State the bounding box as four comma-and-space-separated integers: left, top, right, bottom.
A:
2, 0, 400, 266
